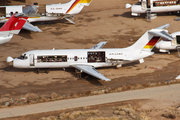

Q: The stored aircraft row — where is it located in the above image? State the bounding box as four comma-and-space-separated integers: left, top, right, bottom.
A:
0, 0, 92, 31
126, 0, 180, 17
7, 24, 174, 81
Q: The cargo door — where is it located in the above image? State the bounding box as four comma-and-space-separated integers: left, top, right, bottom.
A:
29, 54, 35, 66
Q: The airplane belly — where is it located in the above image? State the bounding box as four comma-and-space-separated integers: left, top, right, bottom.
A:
35, 62, 70, 68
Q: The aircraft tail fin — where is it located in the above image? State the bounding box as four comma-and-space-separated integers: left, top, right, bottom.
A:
0, 13, 28, 34
66, 0, 92, 14
126, 24, 174, 60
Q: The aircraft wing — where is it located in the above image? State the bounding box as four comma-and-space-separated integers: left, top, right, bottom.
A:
71, 64, 111, 81
90, 41, 107, 49
22, 22, 42, 32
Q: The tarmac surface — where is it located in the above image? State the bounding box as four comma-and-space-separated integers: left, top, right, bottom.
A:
0, 83, 180, 119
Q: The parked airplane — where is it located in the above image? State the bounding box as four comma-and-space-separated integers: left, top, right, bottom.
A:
6, 24, 174, 81
0, 13, 28, 44
126, 0, 180, 16
0, 0, 92, 28
155, 31, 180, 53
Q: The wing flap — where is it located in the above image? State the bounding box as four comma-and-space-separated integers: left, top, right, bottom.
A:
71, 64, 111, 81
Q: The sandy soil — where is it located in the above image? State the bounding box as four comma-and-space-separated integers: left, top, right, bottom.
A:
1, 0, 180, 119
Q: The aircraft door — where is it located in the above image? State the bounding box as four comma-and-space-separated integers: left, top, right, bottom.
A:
141, 0, 147, 10
29, 54, 35, 66
74, 56, 78, 61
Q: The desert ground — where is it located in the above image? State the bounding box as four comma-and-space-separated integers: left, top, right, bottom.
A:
1, 0, 180, 119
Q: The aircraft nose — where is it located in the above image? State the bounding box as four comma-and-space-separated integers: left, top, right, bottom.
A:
6, 56, 14, 62
13, 59, 21, 68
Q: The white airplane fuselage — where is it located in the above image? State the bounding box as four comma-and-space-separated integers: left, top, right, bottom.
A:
129, 0, 180, 16
0, 34, 13, 44
13, 48, 152, 69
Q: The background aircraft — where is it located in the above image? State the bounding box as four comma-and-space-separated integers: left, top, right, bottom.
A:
6, 24, 174, 81
155, 31, 180, 53
126, 0, 180, 17
0, 13, 28, 44
0, 0, 92, 31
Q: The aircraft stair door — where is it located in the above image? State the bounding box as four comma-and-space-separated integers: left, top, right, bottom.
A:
29, 54, 35, 66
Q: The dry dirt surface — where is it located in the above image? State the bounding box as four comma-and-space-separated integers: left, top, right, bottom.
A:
2, 99, 180, 120
1, 0, 180, 118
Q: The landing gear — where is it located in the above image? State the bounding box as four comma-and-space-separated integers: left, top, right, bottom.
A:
75, 69, 82, 79
36, 68, 40, 74
35, 68, 50, 74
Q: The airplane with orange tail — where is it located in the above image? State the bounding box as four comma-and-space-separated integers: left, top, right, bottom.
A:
0, 13, 28, 44
0, 0, 92, 28
7, 24, 174, 81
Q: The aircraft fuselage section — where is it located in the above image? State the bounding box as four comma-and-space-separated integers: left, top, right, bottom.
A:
13, 49, 132, 69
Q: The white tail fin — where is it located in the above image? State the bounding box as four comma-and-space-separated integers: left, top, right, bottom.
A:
126, 24, 174, 60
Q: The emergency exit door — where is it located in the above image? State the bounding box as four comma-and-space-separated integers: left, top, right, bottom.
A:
29, 54, 35, 66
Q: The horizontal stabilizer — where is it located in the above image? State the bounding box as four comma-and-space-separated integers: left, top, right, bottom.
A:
71, 64, 111, 81
65, 18, 75, 24
91, 41, 107, 49
23, 22, 42, 32
149, 30, 174, 40
155, 24, 170, 29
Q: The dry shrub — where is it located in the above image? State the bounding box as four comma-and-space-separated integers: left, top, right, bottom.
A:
137, 112, 150, 120
70, 93, 78, 98
24, 93, 39, 100
157, 82, 161, 86
122, 85, 127, 91
40, 116, 57, 120
87, 117, 121, 120
177, 79, 180, 83
113, 110, 119, 115
84, 91, 92, 96
162, 110, 176, 119
127, 85, 133, 90
104, 89, 109, 93
91, 91, 99, 95
141, 83, 147, 88
146, 82, 152, 87
59, 110, 99, 119
134, 84, 142, 89
51, 92, 58, 100
117, 87, 122, 92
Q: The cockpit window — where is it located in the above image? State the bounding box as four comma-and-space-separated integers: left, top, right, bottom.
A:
135, 2, 141, 5
17, 54, 28, 60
